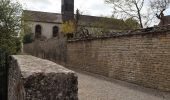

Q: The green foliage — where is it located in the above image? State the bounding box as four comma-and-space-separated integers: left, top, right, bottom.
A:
92, 16, 140, 35
0, 0, 23, 54
0, 37, 22, 54
61, 20, 75, 34
21, 20, 33, 44
23, 33, 34, 44
125, 18, 140, 29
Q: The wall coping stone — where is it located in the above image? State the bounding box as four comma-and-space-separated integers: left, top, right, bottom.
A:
67, 30, 170, 43
8, 55, 78, 100
12, 55, 75, 78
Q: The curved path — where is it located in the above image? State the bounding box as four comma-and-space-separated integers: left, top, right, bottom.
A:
76, 70, 170, 100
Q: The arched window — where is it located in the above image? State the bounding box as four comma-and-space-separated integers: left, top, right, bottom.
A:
53, 26, 59, 37
35, 25, 42, 38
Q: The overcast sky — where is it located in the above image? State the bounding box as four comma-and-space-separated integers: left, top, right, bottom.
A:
17, 0, 113, 17
16, 0, 170, 18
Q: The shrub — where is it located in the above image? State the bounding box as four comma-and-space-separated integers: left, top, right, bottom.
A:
23, 33, 34, 44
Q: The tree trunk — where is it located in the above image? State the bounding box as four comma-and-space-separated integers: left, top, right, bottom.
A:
134, 1, 143, 28
138, 11, 143, 28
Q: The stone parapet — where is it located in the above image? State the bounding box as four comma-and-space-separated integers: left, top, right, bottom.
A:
8, 55, 78, 100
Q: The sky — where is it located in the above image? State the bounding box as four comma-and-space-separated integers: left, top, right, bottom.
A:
17, 0, 113, 17
16, 0, 170, 17
15, 0, 170, 26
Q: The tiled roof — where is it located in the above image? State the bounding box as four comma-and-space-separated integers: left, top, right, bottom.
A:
23, 10, 62, 23
78, 15, 126, 29
23, 10, 128, 29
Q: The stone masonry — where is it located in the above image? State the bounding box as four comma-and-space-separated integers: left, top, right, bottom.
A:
66, 32, 170, 91
24, 31, 170, 92
8, 55, 78, 100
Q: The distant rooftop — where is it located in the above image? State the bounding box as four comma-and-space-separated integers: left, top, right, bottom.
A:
23, 10, 62, 23
23, 10, 129, 29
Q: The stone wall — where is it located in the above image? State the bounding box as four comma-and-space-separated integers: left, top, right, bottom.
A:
66, 32, 170, 91
8, 55, 78, 100
24, 38, 67, 65
24, 31, 170, 91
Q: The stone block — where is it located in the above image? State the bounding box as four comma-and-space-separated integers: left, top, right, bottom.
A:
8, 55, 78, 100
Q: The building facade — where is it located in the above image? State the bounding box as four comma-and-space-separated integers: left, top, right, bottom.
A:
24, 0, 127, 39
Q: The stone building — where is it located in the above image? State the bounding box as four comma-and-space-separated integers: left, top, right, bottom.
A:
23, 0, 127, 39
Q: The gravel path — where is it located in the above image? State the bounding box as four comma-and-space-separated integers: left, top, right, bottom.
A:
77, 71, 170, 100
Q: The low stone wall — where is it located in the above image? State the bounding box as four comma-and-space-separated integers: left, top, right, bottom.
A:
24, 38, 67, 65
8, 55, 78, 100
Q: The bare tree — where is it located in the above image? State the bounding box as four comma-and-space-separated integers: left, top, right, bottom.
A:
150, 0, 170, 11
150, 0, 170, 25
105, 0, 170, 28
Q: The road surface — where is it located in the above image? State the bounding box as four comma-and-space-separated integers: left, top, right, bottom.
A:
76, 70, 170, 100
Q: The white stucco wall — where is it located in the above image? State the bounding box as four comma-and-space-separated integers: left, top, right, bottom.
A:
25, 21, 119, 39
26, 21, 61, 39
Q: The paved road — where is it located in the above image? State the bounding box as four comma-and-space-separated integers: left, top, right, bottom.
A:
76, 71, 170, 100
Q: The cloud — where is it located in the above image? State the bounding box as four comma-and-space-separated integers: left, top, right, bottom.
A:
75, 0, 113, 16
16, 0, 170, 18
16, 0, 113, 17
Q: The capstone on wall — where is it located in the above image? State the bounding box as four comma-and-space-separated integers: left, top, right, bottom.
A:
8, 55, 78, 100
77, 26, 119, 35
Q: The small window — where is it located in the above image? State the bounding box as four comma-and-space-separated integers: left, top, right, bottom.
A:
35, 25, 42, 38
53, 26, 59, 37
